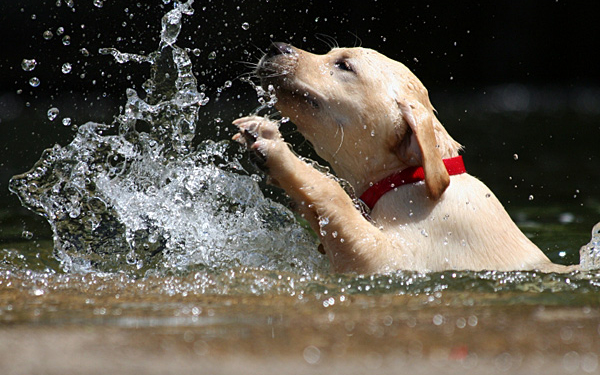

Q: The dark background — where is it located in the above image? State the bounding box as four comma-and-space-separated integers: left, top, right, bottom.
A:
1, 1, 599, 232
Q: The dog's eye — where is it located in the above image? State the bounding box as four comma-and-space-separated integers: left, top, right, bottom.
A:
334, 60, 354, 73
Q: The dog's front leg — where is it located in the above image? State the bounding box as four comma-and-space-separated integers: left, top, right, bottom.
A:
233, 116, 398, 273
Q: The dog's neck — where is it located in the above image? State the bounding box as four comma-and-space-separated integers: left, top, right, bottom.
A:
359, 156, 467, 209
328, 152, 410, 197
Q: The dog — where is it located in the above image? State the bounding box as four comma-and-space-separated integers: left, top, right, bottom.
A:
233, 42, 577, 274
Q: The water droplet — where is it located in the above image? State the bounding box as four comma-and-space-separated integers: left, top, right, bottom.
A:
208, 51, 216, 60
303, 346, 321, 364
224, 80, 232, 88
56, 27, 65, 35
62, 117, 72, 126
582, 353, 598, 373
21, 231, 34, 240
160, 5, 184, 46
29, 77, 41, 87
318, 217, 329, 237
241, 22, 250, 30
43, 30, 54, 40
21, 59, 37, 71
192, 48, 201, 56
93, 0, 104, 7
80, 48, 90, 57
528, 195, 534, 201
513, 154, 519, 160
69, 207, 81, 218
47, 107, 60, 121
61, 62, 72, 74
62, 35, 71, 46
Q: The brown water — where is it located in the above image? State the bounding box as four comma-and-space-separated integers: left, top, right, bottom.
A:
3, 219, 600, 374
2, 263, 600, 374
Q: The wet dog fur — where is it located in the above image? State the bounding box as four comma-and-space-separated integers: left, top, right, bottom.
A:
234, 43, 576, 274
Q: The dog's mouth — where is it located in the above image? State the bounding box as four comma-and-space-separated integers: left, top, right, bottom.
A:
256, 42, 298, 80
268, 85, 322, 112
304, 94, 320, 109
256, 44, 322, 111
256, 58, 294, 79
292, 89, 321, 109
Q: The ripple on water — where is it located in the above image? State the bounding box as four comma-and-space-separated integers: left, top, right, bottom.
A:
3, 268, 600, 300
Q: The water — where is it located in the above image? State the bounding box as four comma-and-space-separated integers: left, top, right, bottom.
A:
10, 0, 599, 278
3, 1, 600, 373
580, 223, 600, 271
9, 0, 323, 277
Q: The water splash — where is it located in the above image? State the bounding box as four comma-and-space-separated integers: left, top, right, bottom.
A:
240, 77, 278, 112
580, 222, 600, 271
9, 0, 325, 276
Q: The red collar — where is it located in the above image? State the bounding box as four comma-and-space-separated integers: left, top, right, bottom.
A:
359, 156, 466, 210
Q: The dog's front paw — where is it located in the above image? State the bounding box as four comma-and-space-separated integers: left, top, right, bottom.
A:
232, 116, 284, 168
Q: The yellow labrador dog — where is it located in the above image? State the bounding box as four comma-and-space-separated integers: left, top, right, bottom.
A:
234, 42, 576, 274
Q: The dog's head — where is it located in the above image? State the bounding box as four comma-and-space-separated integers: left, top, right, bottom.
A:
257, 43, 460, 199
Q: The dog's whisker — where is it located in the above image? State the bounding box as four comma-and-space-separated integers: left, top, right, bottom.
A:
253, 44, 267, 56
233, 71, 257, 82
348, 31, 363, 48
257, 72, 287, 79
332, 123, 345, 157
315, 33, 339, 51
237, 60, 260, 69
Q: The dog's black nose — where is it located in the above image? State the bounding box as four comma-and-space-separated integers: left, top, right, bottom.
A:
267, 42, 295, 58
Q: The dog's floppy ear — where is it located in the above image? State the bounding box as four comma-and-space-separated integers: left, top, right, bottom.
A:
395, 99, 450, 200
